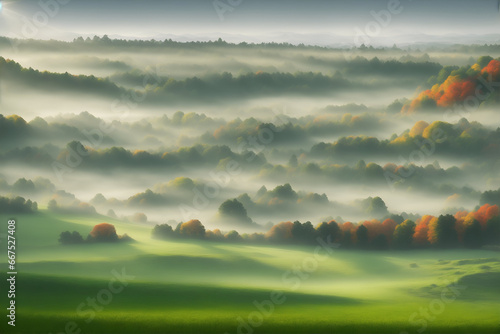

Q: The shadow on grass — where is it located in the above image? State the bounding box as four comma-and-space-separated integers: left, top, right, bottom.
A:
16, 273, 360, 312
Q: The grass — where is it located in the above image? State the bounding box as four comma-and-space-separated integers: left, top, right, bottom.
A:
10, 312, 500, 334
1, 211, 500, 334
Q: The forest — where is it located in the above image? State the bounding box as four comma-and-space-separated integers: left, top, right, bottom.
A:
1, 26, 500, 334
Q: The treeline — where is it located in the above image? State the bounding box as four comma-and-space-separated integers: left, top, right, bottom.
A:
0, 195, 37, 213
0, 113, 117, 149
311, 120, 500, 159
5, 35, 500, 54
48, 198, 97, 215
0, 177, 56, 195
342, 56, 441, 78
0, 115, 30, 141
0, 140, 266, 171
140, 71, 351, 101
0, 35, 387, 52
123, 63, 439, 101
260, 159, 470, 190
0, 35, 331, 52
152, 204, 500, 250
200, 114, 381, 146
0, 57, 123, 96
112, 70, 352, 99
449, 44, 500, 53
59, 223, 132, 245
2, 56, 405, 104
481, 189, 500, 207
55, 141, 266, 170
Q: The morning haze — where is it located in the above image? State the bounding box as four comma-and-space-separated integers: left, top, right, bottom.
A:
0, 1, 499, 333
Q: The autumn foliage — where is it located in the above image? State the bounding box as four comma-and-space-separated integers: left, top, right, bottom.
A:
402, 57, 500, 113
413, 215, 435, 246
60, 222, 131, 244
150, 204, 500, 249
481, 59, 500, 78
470, 204, 499, 227
265, 221, 294, 242
90, 223, 118, 241
179, 219, 206, 238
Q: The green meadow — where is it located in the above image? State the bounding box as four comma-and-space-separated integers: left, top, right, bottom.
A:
1, 212, 499, 334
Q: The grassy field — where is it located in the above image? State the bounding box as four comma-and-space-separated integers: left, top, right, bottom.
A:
1, 211, 500, 334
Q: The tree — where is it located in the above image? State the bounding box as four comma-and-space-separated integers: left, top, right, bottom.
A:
206, 229, 224, 241
291, 221, 317, 244
59, 231, 84, 245
429, 215, 458, 248
107, 209, 117, 218
88, 223, 118, 242
270, 184, 298, 201
245, 232, 266, 243
340, 230, 351, 249
175, 222, 183, 234
218, 199, 253, 225
132, 212, 147, 223
478, 55, 494, 68
463, 218, 483, 248
355, 225, 369, 249
413, 215, 434, 247
472, 204, 499, 227
365, 163, 384, 179
340, 222, 355, 249
0, 195, 38, 213
480, 188, 500, 207
256, 186, 267, 198
367, 197, 388, 216
48, 199, 58, 211
301, 221, 317, 244
484, 216, 500, 245
266, 221, 293, 243
152, 224, 175, 239
12, 178, 35, 193
387, 214, 405, 224
371, 234, 388, 250
355, 160, 366, 170
381, 218, 398, 242
90, 193, 107, 205
316, 220, 341, 243
225, 230, 242, 242
393, 219, 416, 249
179, 219, 205, 239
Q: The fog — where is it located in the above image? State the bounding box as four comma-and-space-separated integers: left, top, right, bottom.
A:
1, 37, 499, 232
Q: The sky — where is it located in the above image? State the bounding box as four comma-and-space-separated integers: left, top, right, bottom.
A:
0, 0, 499, 46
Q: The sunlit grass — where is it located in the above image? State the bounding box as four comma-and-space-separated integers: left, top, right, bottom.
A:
1, 211, 499, 334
